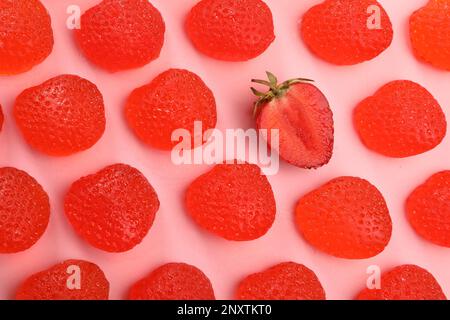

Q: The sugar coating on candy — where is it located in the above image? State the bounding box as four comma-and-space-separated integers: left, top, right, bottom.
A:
64, 164, 159, 252
186, 162, 276, 241
0, 167, 50, 253
296, 176, 392, 259
186, 0, 275, 61
410, 0, 450, 71
357, 265, 446, 300
407, 171, 450, 247
129, 263, 215, 300
354, 80, 446, 158
0, 0, 53, 75
301, 0, 393, 65
236, 262, 326, 300
125, 69, 217, 150
16, 259, 109, 300
14, 74, 106, 156
75, 0, 165, 72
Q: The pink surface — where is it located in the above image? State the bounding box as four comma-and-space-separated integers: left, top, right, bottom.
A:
1, 0, 450, 300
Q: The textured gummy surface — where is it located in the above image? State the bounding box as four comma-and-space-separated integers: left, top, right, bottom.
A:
0, 0, 53, 75
301, 0, 393, 65
75, 0, 165, 71
186, 0, 275, 61
410, 0, 450, 71
186, 162, 276, 241
354, 80, 446, 158
129, 263, 215, 300
64, 164, 160, 252
256, 82, 334, 169
296, 176, 392, 259
14, 74, 106, 156
236, 262, 325, 300
16, 259, 109, 300
0, 105, 3, 131
0, 167, 50, 253
125, 69, 217, 150
407, 171, 450, 247
356, 265, 446, 300
2, 0, 450, 300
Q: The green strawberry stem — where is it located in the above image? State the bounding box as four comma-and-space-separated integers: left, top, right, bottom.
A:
251, 71, 314, 118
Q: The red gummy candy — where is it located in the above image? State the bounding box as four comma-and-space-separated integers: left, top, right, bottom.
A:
301, 0, 393, 65
186, 162, 276, 241
410, 0, 450, 71
75, 0, 165, 72
125, 69, 217, 150
64, 164, 160, 252
0, 167, 50, 253
296, 176, 392, 259
0, 104, 3, 131
354, 80, 446, 158
14, 74, 106, 156
186, 0, 275, 61
0, 0, 54, 75
356, 265, 446, 300
407, 171, 450, 247
128, 263, 215, 300
236, 262, 326, 300
16, 259, 109, 300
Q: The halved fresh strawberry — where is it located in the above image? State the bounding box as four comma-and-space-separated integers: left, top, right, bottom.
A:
252, 72, 334, 169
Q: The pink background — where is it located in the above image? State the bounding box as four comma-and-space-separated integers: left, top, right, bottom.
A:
1, 0, 450, 300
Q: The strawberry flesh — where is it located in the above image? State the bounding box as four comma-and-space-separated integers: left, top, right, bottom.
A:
254, 73, 333, 169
